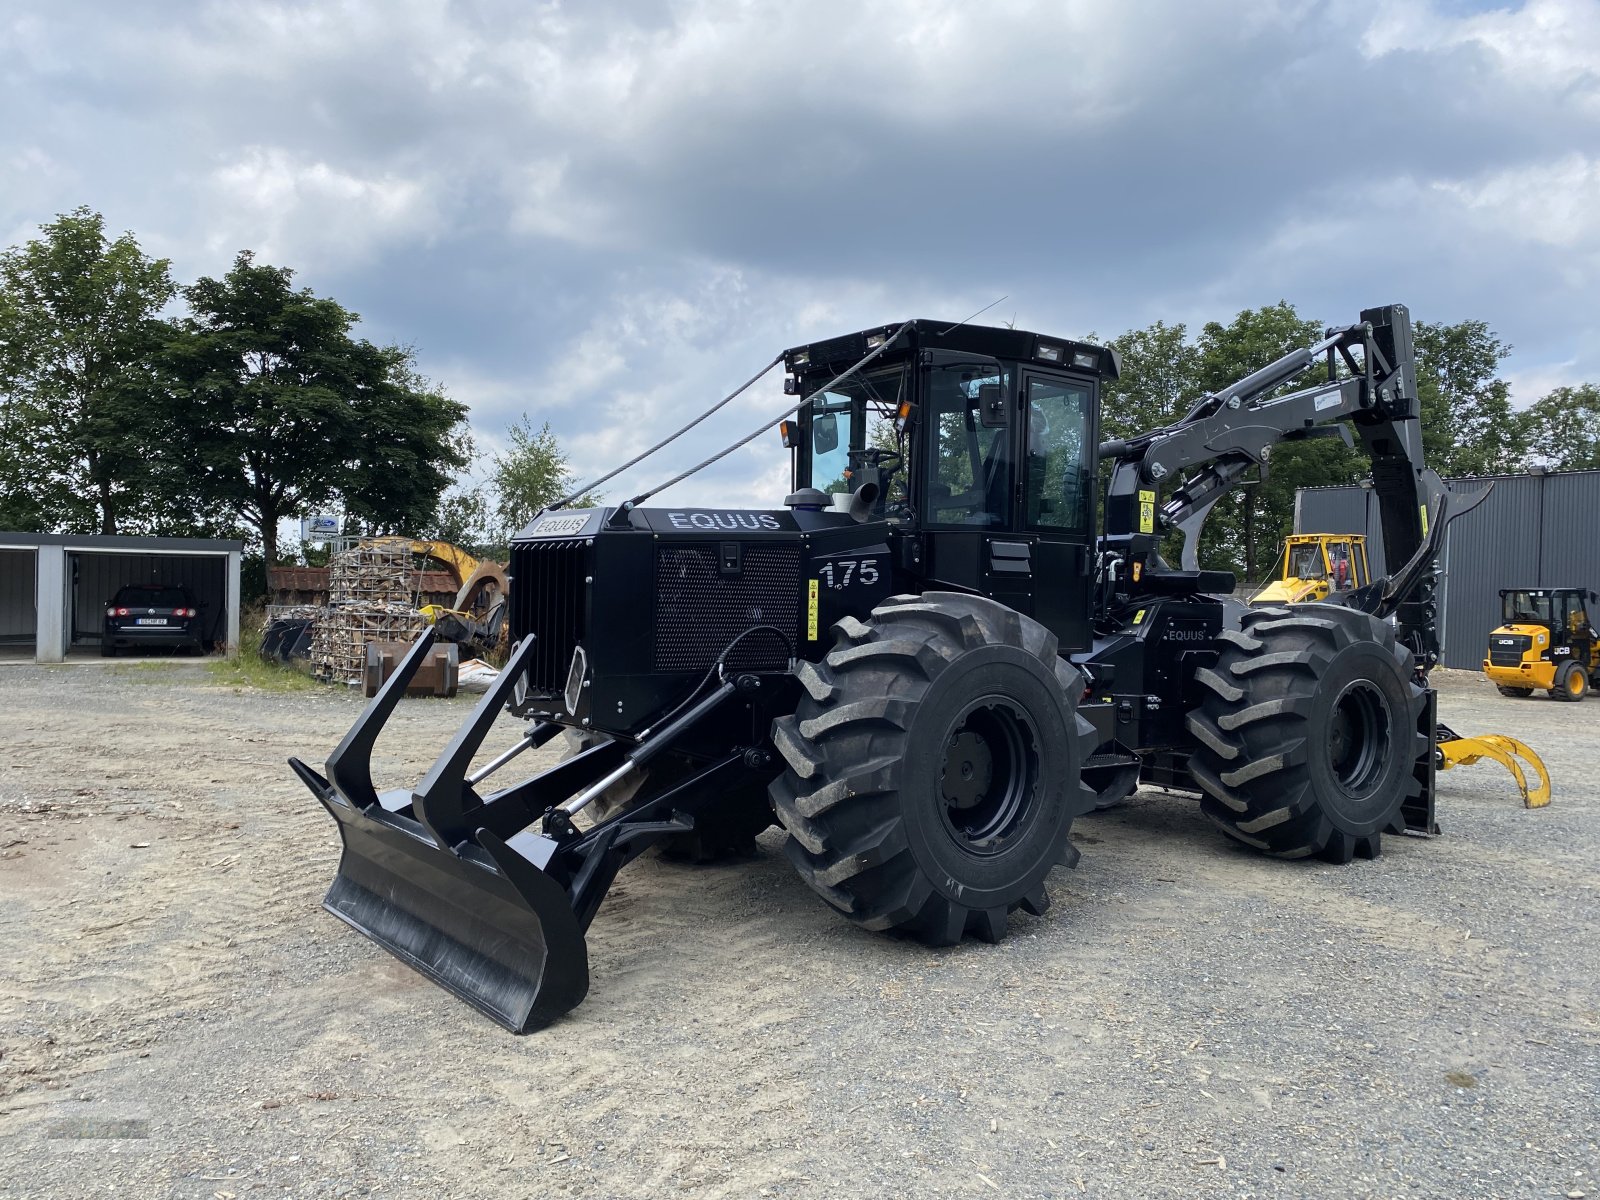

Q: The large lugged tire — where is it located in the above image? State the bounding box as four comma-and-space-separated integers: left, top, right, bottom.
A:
769, 592, 1097, 945
1187, 605, 1427, 863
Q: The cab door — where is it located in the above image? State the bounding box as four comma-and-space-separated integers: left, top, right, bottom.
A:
1020, 371, 1096, 650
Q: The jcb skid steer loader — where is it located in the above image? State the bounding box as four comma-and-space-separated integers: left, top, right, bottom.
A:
292, 304, 1498, 1032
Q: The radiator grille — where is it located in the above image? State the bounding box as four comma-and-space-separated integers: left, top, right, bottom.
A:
654, 543, 801, 673
509, 539, 589, 694
1488, 634, 1531, 667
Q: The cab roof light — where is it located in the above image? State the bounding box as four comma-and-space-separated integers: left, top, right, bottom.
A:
1035, 341, 1064, 364
1071, 350, 1099, 370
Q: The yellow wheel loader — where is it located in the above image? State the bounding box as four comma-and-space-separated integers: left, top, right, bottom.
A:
1250, 533, 1370, 605
1484, 587, 1599, 701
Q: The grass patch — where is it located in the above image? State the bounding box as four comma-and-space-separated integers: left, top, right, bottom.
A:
201, 605, 321, 693
205, 653, 320, 693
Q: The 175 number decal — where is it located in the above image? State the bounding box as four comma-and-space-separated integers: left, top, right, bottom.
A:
817, 559, 880, 589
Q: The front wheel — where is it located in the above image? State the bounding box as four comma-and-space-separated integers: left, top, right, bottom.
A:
770, 593, 1096, 945
1551, 662, 1588, 702
1187, 605, 1427, 863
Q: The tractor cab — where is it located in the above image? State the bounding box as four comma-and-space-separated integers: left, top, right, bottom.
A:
1484, 587, 1599, 700
782, 321, 1117, 651
1250, 533, 1371, 605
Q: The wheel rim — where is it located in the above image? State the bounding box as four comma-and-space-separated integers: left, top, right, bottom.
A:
1326, 680, 1393, 798
1571, 672, 1587, 697
938, 698, 1041, 855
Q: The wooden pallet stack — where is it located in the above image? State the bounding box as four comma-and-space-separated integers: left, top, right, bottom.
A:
311, 540, 427, 683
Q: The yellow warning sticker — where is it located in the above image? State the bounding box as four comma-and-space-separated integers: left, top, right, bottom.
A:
807, 579, 820, 640
1138, 489, 1156, 534
1419, 503, 1429, 537
1133, 608, 1146, 625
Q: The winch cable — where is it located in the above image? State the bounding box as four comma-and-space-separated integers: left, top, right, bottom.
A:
551, 353, 784, 509
619, 320, 916, 512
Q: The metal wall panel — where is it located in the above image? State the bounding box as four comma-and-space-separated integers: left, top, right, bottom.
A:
0, 549, 36, 642
1297, 469, 1600, 670
70, 553, 228, 646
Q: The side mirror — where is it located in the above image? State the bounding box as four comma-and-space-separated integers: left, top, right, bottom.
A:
813, 413, 839, 454
977, 382, 1007, 428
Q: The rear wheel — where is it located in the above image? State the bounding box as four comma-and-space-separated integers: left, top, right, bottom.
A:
1187, 605, 1427, 863
1551, 662, 1588, 702
1496, 685, 1534, 698
770, 593, 1096, 945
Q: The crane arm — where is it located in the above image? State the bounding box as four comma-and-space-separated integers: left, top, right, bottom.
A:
1097, 304, 1489, 670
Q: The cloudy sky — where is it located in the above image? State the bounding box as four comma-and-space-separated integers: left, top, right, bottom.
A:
4, 0, 1598, 511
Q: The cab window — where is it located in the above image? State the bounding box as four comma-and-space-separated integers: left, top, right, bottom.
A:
1023, 377, 1092, 533
927, 360, 1012, 526
807, 397, 854, 494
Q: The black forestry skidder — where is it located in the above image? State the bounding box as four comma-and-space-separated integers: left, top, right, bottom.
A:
292, 303, 1491, 1032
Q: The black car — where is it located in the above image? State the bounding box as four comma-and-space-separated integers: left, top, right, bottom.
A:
102, 584, 208, 657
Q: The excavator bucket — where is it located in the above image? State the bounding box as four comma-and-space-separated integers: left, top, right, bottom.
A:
1436, 729, 1551, 809
289, 631, 597, 1032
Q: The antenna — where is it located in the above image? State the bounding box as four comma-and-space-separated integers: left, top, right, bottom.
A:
939, 295, 1008, 336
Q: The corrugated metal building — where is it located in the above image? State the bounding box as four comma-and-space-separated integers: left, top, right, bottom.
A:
1297, 468, 1600, 670
0, 533, 243, 662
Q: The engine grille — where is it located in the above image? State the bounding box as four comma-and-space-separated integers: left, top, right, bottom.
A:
654, 543, 801, 673
1488, 633, 1531, 667
509, 538, 588, 694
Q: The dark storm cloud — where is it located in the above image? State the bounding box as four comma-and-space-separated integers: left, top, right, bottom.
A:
3, 0, 1597, 506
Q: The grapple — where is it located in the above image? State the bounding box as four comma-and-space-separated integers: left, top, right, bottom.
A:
291, 630, 752, 1032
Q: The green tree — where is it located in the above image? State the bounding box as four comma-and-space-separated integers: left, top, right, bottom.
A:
1193, 302, 1328, 583
164, 252, 469, 564
1522, 384, 1600, 470
489, 417, 598, 542
1098, 319, 1202, 440
0, 207, 176, 533
1414, 319, 1524, 476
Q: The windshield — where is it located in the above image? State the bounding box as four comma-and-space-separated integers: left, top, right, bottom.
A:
1502, 591, 1554, 625
1289, 545, 1325, 579
799, 367, 908, 502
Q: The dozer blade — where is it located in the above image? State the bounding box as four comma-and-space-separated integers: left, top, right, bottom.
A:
290, 630, 595, 1033
1437, 733, 1551, 809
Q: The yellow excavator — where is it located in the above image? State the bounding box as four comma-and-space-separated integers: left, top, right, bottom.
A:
1254, 533, 1550, 809
361, 537, 509, 652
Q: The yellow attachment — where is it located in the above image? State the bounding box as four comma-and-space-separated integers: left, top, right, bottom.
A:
1437, 734, 1551, 808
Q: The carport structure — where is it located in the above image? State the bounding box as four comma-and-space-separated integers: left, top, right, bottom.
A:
0, 533, 243, 663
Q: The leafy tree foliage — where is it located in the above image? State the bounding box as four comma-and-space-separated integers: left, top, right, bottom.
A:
1521, 384, 1600, 471
163, 253, 469, 563
1098, 319, 1201, 440
0, 207, 176, 533
1414, 319, 1525, 477
489, 416, 598, 545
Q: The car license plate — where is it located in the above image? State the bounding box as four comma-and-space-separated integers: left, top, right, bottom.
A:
136, 618, 167, 625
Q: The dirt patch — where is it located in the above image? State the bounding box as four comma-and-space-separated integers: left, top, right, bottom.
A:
1, 663, 1597, 1198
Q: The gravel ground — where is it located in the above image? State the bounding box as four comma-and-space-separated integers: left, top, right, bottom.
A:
0, 659, 1596, 1200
